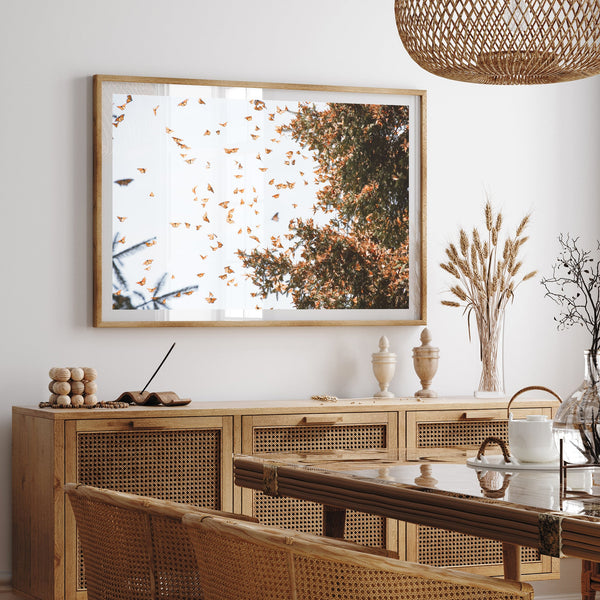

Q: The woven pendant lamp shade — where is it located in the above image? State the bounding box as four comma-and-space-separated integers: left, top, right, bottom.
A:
395, 0, 600, 84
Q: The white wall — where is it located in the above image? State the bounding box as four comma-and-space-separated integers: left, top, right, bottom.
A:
1, 1, 599, 596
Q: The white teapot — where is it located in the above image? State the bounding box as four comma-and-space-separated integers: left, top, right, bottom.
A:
507, 386, 562, 463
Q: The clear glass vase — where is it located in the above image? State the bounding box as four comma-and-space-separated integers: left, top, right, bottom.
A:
474, 314, 505, 398
553, 350, 600, 464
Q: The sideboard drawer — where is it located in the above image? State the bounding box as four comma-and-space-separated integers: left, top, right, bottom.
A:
406, 406, 553, 448
241, 411, 398, 553
64, 416, 233, 600
404, 405, 558, 580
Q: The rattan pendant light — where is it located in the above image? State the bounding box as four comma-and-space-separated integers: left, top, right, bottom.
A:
395, 0, 600, 84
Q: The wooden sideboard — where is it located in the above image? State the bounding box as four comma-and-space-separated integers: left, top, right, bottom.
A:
12, 396, 560, 600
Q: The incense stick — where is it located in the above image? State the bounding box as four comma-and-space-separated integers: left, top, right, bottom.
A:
140, 342, 176, 394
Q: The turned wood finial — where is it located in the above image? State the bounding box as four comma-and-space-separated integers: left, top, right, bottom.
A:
372, 336, 397, 399
412, 328, 439, 398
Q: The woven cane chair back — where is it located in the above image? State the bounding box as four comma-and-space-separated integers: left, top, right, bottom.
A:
183, 514, 535, 600
64, 483, 255, 600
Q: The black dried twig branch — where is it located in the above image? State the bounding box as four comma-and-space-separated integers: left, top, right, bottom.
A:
541, 234, 600, 384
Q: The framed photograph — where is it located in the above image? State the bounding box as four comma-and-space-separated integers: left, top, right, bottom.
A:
93, 75, 427, 327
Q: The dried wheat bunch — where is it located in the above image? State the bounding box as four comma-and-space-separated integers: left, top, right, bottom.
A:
440, 201, 536, 388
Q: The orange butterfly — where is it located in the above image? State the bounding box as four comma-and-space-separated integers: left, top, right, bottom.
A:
184, 290, 194, 295
234, 174, 243, 179
272, 213, 279, 222
166, 127, 173, 133
114, 114, 124, 123
258, 167, 268, 172
265, 148, 272, 154
149, 192, 155, 197
249, 235, 260, 243
115, 290, 122, 295
268, 114, 275, 120
215, 130, 221, 135
153, 106, 159, 115
245, 116, 252, 121
268, 179, 274, 185
219, 122, 228, 127
218, 201, 229, 208
224, 148, 239, 154
197, 273, 205, 278
218, 274, 227, 280
143, 259, 153, 265
224, 266, 234, 274
250, 134, 259, 140
178, 99, 188, 106
137, 277, 146, 286
196, 225, 202, 230
256, 153, 262, 160
170, 222, 181, 228
206, 293, 217, 304
204, 130, 211, 135
117, 102, 127, 110
185, 223, 191, 229
137, 168, 146, 173
207, 233, 217, 240
198, 98, 206, 104
117, 216, 127, 222
272, 194, 280, 199
203, 212, 210, 222
126, 95, 132, 103
199, 254, 207, 260
117, 236, 126, 244
192, 185, 198, 194
145, 240, 157, 247
185, 158, 196, 164
114, 178, 133, 186
226, 210, 235, 224
207, 184, 214, 193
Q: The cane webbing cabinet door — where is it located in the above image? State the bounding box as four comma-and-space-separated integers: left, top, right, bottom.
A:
240, 411, 399, 554
405, 407, 559, 580
64, 415, 233, 600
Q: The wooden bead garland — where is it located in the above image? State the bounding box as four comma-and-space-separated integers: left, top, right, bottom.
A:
46, 367, 98, 408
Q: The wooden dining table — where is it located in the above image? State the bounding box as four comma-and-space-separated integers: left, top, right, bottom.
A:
234, 448, 600, 582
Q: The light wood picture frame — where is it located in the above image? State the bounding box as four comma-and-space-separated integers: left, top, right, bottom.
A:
93, 75, 427, 327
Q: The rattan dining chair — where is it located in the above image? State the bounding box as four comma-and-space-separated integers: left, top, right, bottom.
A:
64, 483, 257, 600
183, 513, 535, 600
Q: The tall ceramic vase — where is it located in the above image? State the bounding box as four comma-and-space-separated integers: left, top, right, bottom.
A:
474, 314, 505, 398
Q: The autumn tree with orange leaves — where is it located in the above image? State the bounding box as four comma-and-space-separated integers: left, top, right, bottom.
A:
239, 102, 410, 309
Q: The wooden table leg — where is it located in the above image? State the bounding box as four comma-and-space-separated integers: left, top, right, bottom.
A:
582, 560, 598, 600
502, 543, 521, 581
323, 505, 346, 539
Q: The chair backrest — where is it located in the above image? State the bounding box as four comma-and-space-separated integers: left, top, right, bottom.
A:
64, 483, 256, 600
182, 513, 535, 600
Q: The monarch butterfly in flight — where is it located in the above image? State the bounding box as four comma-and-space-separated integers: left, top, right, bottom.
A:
114, 178, 133, 186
